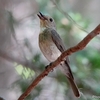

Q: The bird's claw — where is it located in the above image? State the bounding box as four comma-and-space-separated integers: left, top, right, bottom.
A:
45, 62, 54, 72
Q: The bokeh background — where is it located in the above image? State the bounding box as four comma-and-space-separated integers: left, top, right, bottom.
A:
0, 0, 100, 100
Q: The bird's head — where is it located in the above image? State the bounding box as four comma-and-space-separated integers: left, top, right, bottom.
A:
37, 12, 56, 30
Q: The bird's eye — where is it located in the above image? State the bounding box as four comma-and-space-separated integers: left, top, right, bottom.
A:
49, 18, 53, 22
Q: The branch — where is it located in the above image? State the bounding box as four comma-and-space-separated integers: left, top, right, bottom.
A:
51, 0, 88, 33
18, 24, 100, 100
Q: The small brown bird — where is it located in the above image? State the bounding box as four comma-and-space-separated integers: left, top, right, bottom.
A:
37, 12, 80, 97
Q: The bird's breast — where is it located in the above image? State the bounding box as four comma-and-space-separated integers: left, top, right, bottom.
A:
39, 32, 61, 62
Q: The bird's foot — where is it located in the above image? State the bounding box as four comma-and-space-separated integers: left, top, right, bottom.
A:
45, 62, 54, 72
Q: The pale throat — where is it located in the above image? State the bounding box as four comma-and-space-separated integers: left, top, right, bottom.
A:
40, 26, 47, 32
40, 21, 56, 32
41, 26, 56, 32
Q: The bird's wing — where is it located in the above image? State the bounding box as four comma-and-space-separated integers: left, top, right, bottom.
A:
50, 29, 66, 52
46, 29, 80, 97
49, 29, 74, 79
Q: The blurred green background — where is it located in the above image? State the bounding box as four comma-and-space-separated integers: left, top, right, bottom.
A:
0, 0, 100, 100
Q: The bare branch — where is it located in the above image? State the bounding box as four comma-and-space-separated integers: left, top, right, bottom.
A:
50, 0, 88, 33
18, 24, 100, 100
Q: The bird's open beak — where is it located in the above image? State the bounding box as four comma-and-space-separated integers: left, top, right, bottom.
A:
37, 12, 47, 20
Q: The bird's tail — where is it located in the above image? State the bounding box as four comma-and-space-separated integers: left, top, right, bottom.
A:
60, 60, 80, 97
67, 77, 80, 97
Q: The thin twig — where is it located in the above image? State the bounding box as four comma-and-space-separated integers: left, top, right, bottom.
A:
18, 24, 100, 100
51, 0, 88, 33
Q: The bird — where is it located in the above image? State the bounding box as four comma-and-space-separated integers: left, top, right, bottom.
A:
37, 12, 80, 97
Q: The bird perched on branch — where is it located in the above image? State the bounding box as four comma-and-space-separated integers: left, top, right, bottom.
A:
37, 12, 80, 97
